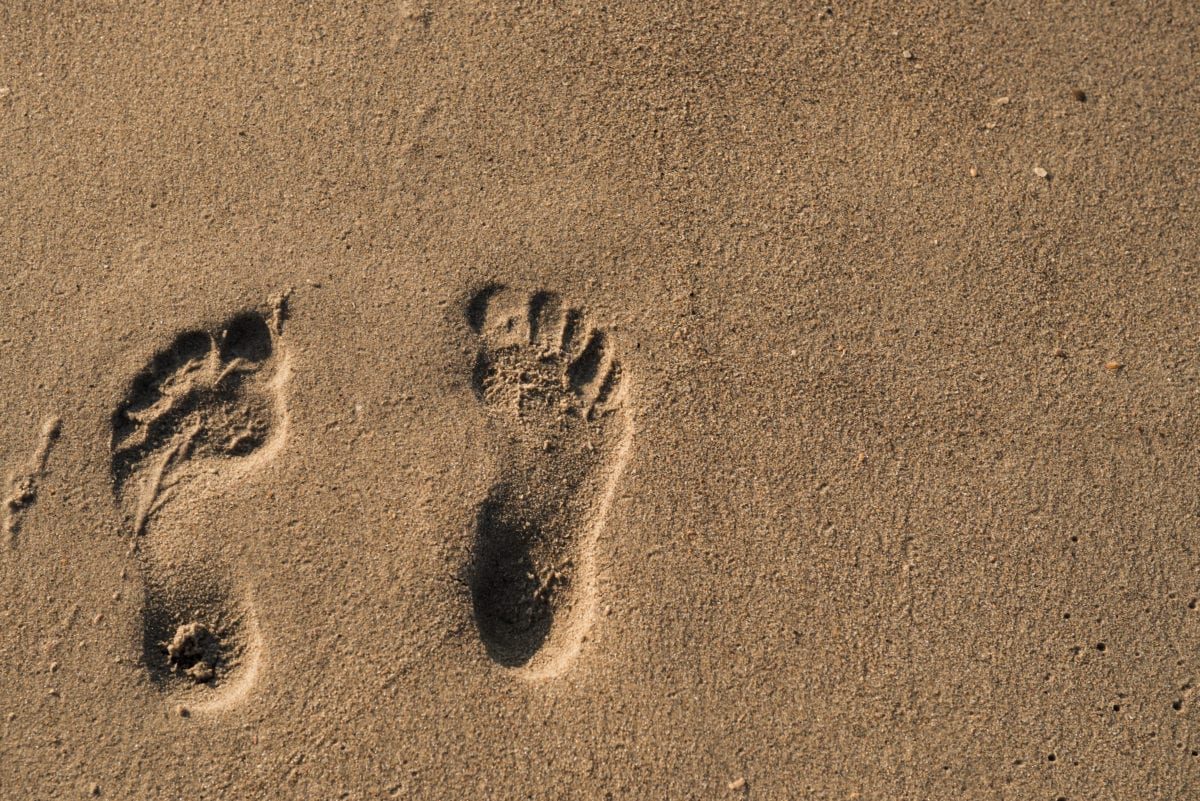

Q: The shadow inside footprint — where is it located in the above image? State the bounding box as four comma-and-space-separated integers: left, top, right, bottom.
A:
220, 312, 273, 363
140, 584, 246, 689
470, 490, 556, 667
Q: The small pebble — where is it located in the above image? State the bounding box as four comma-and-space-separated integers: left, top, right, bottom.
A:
901, 49, 914, 60
728, 777, 747, 791
1072, 87, 1087, 102
0, 87, 9, 98
175, 704, 190, 718
1105, 360, 1123, 372
1033, 166, 1049, 179
89, 784, 101, 796
969, 167, 978, 177
992, 96, 1010, 106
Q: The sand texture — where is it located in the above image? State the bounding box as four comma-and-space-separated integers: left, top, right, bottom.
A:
2, 2, 1200, 798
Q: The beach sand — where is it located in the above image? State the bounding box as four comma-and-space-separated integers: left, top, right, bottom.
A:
2, 2, 1199, 798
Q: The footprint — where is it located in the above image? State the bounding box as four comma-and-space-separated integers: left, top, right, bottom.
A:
465, 286, 633, 676
110, 310, 288, 706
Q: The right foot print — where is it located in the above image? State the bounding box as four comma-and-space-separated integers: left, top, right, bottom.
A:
110, 310, 288, 703
465, 286, 633, 676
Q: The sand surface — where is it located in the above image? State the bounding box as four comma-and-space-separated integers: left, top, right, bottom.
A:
2, 3, 1200, 798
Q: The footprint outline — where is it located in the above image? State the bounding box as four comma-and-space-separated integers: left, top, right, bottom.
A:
465, 285, 633, 679
110, 307, 289, 709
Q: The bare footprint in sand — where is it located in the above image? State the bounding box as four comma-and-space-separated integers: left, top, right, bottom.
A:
466, 286, 632, 677
111, 309, 289, 707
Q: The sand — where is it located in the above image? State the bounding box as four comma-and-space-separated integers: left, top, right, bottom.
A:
2, 2, 1199, 798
